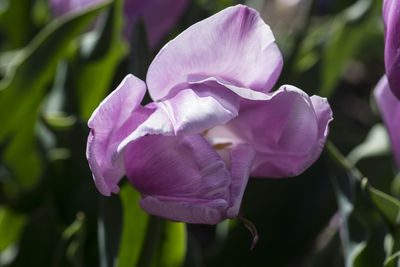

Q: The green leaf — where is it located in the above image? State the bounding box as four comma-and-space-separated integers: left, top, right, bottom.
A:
0, 0, 35, 49
368, 185, 400, 253
347, 124, 391, 165
117, 185, 149, 267
0, 0, 111, 141
152, 222, 187, 267
331, 175, 368, 267
71, 0, 127, 119
2, 109, 42, 194
384, 251, 400, 267
391, 172, 400, 199
368, 186, 400, 228
319, 0, 382, 97
0, 1, 110, 194
0, 207, 26, 252
118, 185, 187, 267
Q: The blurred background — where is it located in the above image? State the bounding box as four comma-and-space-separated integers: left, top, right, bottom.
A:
0, 0, 399, 266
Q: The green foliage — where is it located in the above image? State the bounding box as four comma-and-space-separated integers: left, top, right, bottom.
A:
151, 221, 187, 267
0, 207, 25, 252
0, 0, 397, 266
71, 0, 127, 119
116, 185, 187, 267
0, 1, 110, 198
0, 0, 36, 49
320, 7, 382, 97
347, 124, 391, 164
384, 251, 400, 267
117, 185, 149, 267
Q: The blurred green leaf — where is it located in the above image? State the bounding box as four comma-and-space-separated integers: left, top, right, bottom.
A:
331, 175, 367, 267
196, 0, 238, 12
117, 184, 149, 267
384, 251, 400, 267
368, 186, 400, 228
320, 0, 382, 97
0, 207, 25, 252
347, 124, 391, 165
32, 0, 51, 27
0, 1, 110, 195
43, 112, 77, 130
63, 212, 85, 241
391, 173, 400, 199
152, 221, 187, 267
0, 0, 111, 141
367, 185, 400, 256
0, 0, 35, 49
327, 142, 387, 267
71, 0, 127, 119
2, 109, 42, 195
118, 185, 187, 267
63, 212, 87, 266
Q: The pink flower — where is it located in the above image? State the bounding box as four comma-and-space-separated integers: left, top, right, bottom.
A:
123, 0, 189, 48
50, 0, 106, 16
50, 0, 190, 49
87, 5, 333, 224
374, 0, 400, 167
383, 0, 400, 99
374, 77, 400, 166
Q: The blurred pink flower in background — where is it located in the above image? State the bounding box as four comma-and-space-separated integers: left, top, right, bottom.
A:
86, 5, 333, 224
383, 0, 400, 99
50, 0, 106, 16
50, 0, 190, 48
123, 0, 189, 48
374, 0, 400, 167
374, 77, 400, 166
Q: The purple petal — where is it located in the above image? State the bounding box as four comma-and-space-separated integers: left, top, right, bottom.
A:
86, 75, 151, 196
147, 4, 283, 101
124, 0, 189, 49
155, 87, 240, 135
226, 145, 256, 218
124, 134, 232, 224
383, 0, 400, 99
139, 197, 227, 224
374, 76, 400, 166
117, 86, 240, 151
204, 85, 333, 177
50, 0, 107, 16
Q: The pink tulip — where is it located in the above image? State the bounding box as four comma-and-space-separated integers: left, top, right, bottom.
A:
383, 0, 400, 99
374, 0, 400, 167
50, 0, 189, 49
374, 76, 400, 166
87, 5, 333, 224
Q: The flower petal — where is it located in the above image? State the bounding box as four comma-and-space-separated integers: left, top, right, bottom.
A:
117, 86, 240, 151
50, 0, 106, 16
124, 134, 232, 224
139, 197, 227, 224
188, 76, 275, 101
374, 75, 400, 166
226, 145, 256, 218
383, 0, 400, 99
86, 74, 151, 196
204, 85, 332, 177
147, 4, 283, 101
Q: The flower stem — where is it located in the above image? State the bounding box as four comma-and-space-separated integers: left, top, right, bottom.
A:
136, 215, 165, 267
325, 140, 364, 182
